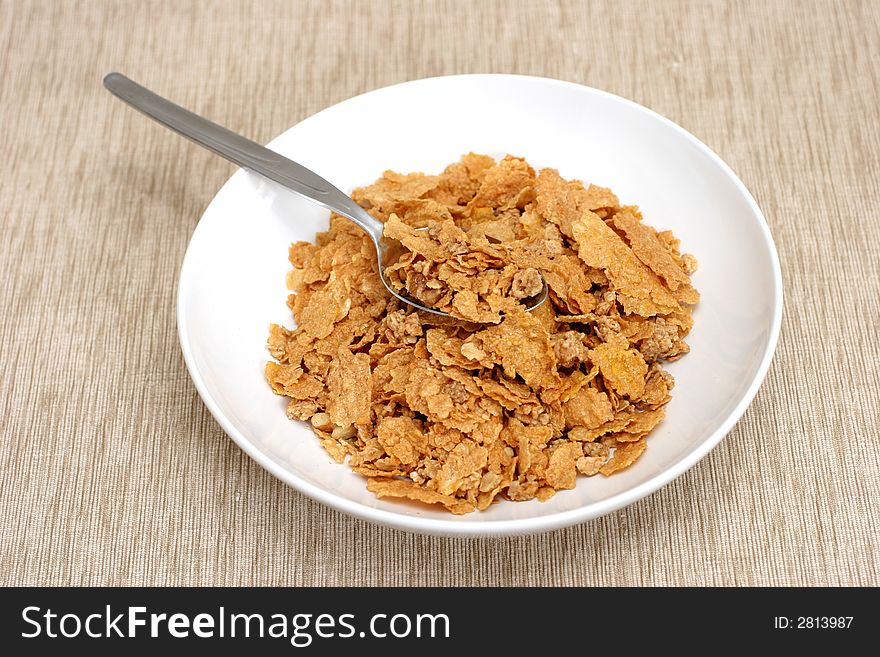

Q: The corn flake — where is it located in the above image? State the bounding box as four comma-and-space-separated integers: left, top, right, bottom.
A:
265, 154, 698, 513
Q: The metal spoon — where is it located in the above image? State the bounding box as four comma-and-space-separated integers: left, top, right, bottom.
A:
103, 73, 548, 318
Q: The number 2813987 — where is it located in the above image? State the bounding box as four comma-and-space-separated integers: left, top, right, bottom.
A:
774, 617, 853, 629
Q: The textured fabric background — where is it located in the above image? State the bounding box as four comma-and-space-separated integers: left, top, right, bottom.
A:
1, 0, 877, 586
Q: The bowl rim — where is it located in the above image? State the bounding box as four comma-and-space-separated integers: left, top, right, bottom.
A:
176, 73, 783, 537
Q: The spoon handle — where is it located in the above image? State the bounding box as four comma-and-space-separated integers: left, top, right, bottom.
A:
103, 73, 385, 243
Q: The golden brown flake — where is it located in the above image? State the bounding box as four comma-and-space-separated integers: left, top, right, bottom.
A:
563, 387, 614, 430
572, 210, 680, 317
599, 438, 648, 475
588, 336, 649, 399
366, 478, 474, 514
326, 348, 371, 428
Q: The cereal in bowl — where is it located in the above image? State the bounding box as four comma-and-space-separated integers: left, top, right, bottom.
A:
265, 154, 698, 514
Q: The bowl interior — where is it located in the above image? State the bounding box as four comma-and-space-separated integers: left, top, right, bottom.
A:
178, 75, 780, 535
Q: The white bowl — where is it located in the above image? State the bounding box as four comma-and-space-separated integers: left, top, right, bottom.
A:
177, 75, 782, 536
